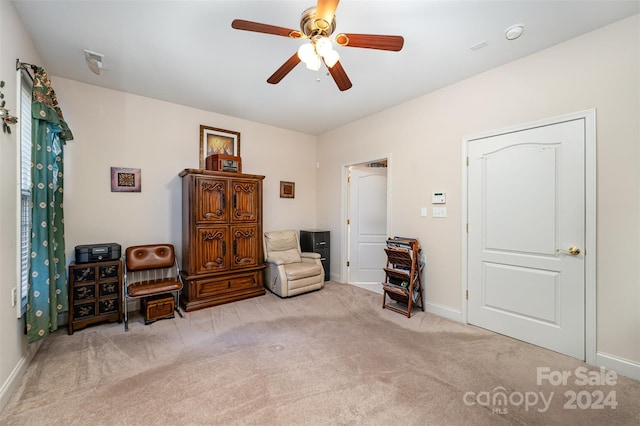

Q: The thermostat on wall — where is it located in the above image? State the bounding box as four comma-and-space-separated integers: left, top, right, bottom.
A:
432, 192, 446, 204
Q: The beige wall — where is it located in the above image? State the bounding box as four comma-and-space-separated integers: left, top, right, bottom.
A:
2, 3, 638, 410
317, 15, 639, 367
53, 77, 318, 260
0, 0, 44, 409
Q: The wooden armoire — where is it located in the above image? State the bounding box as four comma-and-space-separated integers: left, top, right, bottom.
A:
179, 169, 266, 312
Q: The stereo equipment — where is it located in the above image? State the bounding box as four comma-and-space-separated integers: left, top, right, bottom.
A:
75, 243, 121, 263
206, 154, 242, 173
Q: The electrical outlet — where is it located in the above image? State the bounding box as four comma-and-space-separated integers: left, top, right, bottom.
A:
11, 287, 17, 307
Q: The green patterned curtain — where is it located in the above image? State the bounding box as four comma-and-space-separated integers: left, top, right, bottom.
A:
27, 67, 73, 343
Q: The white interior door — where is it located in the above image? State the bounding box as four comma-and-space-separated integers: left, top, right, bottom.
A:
467, 118, 586, 360
348, 166, 387, 288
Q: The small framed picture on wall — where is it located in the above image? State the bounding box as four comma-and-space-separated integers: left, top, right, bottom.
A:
280, 181, 295, 199
111, 167, 141, 192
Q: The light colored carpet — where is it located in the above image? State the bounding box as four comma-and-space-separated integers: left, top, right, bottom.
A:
1, 282, 638, 425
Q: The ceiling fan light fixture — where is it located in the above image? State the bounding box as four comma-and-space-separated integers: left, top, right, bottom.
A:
298, 41, 325, 71
231, 1, 403, 90
313, 37, 339, 68
315, 37, 332, 56
323, 49, 340, 68
297, 43, 316, 63
305, 54, 322, 71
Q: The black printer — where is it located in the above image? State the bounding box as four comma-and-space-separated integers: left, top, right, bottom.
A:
74, 243, 121, 263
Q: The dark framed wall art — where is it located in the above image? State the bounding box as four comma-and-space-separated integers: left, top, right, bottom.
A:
280, 181, 295, 198
111, 167, 141, 192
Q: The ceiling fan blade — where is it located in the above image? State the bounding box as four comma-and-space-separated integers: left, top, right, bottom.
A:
335, 33, 404, 51
267, 53, 302, 84
231, 19, 302, 38
316, 0, 340, 28
325, 60, 352, 91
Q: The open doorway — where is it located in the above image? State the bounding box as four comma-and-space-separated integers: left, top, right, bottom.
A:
344, 158, 389, 293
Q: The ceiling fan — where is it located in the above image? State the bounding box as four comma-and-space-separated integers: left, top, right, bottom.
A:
231, 0, 404, 91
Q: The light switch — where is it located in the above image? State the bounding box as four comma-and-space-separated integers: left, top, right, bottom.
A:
420, 207, 427, 217
432, 207, 447, 218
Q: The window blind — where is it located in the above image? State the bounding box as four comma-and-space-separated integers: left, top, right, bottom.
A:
19, 72, 32, 316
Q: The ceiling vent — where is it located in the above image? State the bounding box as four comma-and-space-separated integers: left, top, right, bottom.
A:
83, 49, 105, 75
469, 40, 488, 51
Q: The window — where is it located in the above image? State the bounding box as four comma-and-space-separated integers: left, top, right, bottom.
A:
18, 70, 32, 317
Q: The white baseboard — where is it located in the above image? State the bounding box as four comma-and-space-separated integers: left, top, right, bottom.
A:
0, 340, 41, 415
349, 282, 383, 294
353, 286, 464, 322
425, 301, 463, 323
596, 352, 640, 381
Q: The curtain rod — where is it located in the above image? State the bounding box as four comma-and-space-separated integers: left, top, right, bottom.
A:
15, 59, 38, 81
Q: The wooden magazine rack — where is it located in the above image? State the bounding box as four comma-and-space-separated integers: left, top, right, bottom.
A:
382, 237, 424, 318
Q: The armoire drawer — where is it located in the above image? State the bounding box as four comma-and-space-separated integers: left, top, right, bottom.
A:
192, 272, 261, 300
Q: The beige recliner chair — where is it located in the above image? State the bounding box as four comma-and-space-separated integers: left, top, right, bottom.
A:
263, 230, 325, 297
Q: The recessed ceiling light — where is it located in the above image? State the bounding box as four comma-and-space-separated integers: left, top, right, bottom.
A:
505, 24, 525, 41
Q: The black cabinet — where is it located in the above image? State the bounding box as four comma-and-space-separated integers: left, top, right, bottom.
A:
68, 259, 122, 334
300, 230, 330, 281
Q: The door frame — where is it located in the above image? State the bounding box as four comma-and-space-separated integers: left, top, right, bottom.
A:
340, 154, 393, 286
461, 109, 596, 364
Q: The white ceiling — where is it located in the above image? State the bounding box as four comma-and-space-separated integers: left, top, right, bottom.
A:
13, 0, 639, 135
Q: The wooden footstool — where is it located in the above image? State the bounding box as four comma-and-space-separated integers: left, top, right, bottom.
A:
140, 294, 175, 325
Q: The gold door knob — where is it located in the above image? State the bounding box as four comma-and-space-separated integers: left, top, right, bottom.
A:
557, 246, 580, 255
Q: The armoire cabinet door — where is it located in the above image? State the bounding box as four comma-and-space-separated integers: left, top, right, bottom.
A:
231, 225, 260, 269
231, 179, 260, 222
194, 226, 229, 274
196, 177, 228, 223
